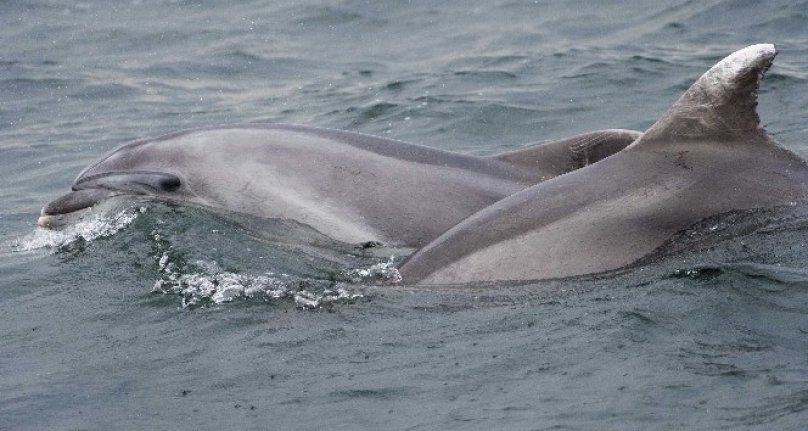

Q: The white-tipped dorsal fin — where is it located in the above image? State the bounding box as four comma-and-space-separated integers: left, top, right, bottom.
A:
630, 44, 776, 148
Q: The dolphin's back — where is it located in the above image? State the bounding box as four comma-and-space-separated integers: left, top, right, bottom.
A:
400, 44, 808, 284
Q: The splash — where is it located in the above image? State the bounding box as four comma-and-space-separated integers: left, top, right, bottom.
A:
151, 249, 369, 310
13, 207, 144, 252
342, 256, 402, 284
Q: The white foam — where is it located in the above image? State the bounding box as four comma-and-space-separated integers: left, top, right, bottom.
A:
343, 257, 402, 283
13, 207, 144, 251
293, 288, 364, 309
152, 251, 367, 309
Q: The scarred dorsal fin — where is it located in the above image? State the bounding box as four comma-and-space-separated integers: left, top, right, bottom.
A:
629, 44, 776, 148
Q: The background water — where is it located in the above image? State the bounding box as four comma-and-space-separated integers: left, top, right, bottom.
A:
2, 1, 808, 429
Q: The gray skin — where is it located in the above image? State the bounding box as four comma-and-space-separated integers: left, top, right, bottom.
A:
399, 44, 808, 285
38, 124, 640, 248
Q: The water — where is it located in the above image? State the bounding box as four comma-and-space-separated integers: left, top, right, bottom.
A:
2, 1, 808, 429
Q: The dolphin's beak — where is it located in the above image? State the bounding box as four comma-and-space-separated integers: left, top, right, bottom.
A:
38, 188, 117, 228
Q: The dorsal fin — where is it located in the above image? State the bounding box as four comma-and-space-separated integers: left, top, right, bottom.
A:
629, 44, 776, 148
492, 129, 642, 176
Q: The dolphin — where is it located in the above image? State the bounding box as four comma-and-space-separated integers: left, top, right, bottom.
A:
399, 44, 808, 284
38, 124, 640, 248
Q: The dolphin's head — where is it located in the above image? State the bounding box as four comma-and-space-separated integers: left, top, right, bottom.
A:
38, 169, 183, 228
38, 171, 182, 228
38, 133, 195, 228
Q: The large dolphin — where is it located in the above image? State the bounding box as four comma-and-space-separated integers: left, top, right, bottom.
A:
38, 124, 640, 248
399, 44, 808, 284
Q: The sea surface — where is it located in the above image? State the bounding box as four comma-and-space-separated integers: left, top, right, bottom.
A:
2, 1, 808, 429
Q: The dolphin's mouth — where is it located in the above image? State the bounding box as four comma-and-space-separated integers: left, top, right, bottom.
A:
38, 188, 118, 228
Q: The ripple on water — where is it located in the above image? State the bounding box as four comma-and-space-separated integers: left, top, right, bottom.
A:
11, 200, 403, 310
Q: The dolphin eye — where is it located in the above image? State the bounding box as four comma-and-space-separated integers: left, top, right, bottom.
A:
158, 175, 181, 192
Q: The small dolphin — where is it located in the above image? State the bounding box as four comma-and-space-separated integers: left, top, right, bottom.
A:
399, 44, 808, 284
38, 124, 639, 248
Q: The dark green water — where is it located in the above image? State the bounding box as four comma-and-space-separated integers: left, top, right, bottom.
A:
2, 1, 808, 429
